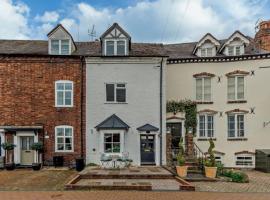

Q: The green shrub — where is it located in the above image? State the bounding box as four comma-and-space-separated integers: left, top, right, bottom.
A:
216, 162, 224, 176
204, 139, 216, 167
31, 142, 43, 151
1, 142, 16, 150
222, 170, 249, 183
176, 137, 185, 166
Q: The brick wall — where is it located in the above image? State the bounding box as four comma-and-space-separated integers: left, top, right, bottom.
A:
255, 20, 270, 52
0, 56, 85, 166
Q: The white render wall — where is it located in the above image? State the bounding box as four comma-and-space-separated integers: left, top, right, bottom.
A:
86, 57, 166, 166
166, 58, 270, 168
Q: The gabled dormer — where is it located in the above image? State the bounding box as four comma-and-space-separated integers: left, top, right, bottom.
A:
47, 24, 76, 55
193, 33, 220, 57
219, 31, 250, 56
100, 23, 131, 56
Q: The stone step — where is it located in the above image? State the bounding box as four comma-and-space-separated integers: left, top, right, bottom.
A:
187, 169, 203, 174
80, 173, 174, 179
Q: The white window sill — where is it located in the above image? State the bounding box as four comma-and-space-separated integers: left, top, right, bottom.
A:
55, 105, 74, 108
227, 137, 247, 141
55, 150, 74, 153
197, 137, 216, 141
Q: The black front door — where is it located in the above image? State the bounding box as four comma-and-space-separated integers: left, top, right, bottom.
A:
140, 135, 155, 165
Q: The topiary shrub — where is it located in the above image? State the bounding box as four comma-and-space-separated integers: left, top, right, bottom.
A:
176, 137, 185, 166
204, 138, 216, 167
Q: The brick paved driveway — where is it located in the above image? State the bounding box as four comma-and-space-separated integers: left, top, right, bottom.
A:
0, 191, 269, 200
194, 170, 270, 192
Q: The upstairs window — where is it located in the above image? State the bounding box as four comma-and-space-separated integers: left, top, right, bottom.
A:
198, 114, 214, 138
105, 40, 126, 56
55, 81, 73, 107
228, 114, 245, 138
227, 76, 244, 100
228, 45, 242, 56
196, 77, 211, 101
51, 39, 70, 55
106, 83, 126, 103
201, 48, 213, 57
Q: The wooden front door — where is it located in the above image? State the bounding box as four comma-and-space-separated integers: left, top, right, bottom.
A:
20, 136, 34, 165
140, 135, 155, 165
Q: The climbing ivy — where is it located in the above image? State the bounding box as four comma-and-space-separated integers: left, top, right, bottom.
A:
166, 99, 197, 134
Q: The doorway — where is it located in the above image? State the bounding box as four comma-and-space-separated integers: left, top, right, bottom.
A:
140, 135, 155, 165
20, 136, 35, 165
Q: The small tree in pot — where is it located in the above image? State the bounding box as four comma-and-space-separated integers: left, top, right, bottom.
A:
31, 142, 43, 170
204, 138, 217, 178
176, 137, 188, 177
1, 142, 16, 170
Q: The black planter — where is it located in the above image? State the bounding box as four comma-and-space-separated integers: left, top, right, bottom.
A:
5, 163, 15, 171
32, 163, 42, 171
76, 158, 85, 171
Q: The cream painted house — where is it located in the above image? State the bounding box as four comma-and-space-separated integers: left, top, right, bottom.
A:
165, 29, 270, 168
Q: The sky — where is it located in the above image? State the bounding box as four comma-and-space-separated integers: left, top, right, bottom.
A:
0, 0, 270, 43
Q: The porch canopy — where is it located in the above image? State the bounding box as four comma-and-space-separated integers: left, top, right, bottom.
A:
137, 124, 159, 132
95, 114, 130, 131
0, 126, 43, 132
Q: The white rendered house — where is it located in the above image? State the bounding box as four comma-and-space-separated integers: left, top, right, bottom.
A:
85, 23, 167, 166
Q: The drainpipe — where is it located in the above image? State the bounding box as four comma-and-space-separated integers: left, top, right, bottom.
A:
159, 57, 164, 166
80, 56, 84, 159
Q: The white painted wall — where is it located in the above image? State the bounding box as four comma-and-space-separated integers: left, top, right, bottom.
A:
166, 58, 270, 168
86, 57, 166, 166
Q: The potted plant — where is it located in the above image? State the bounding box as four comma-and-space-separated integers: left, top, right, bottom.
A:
1, 142, 16, 170
31, 142, 43, 171
176, 137, 188, 177
204, 138, 217, 178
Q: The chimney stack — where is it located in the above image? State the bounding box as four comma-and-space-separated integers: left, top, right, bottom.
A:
255, 20, 270, 52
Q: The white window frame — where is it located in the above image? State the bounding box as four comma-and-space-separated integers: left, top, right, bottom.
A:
227, 113, 245, 138
49, 39, 71, 55
100, 130, 125, 156
55, 125, 74, 153
105, 83, 127, 103
195, 77, 212, 102
227, 45, 243, 56
104, 39, 127, 56
235, 154, 254, 168
201, 48, 213, 57
0, 131, 4, 157
55, 80, 74, 107
227, 76, 245, 101
198, 114, 214, 138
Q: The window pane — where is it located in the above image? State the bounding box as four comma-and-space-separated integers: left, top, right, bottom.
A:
117, 41, 125, 55
65, 144, 72, 150
65, 91, 72, 105
65, 137, 72, 144
65, 83, 72, 90
57, 83, 64, 90
104, 143, 112, 153
104, 134, 112, 143
207, 48, 213, 57
57, 144, 64, 150
57, 138, 64, 144
235, 46, 241, 56
228, 77, 235, 100
57, 128, 64, 136
116, 88, 126, 102
204, 78, 211, 101
207, 115, 214, 137
237, 115, 244, 137
57, 91, 64, 105
228, 115, 235, 137
65, 128, 72, 136
237, 77, 244, 99
201, 49, 206, 57
61, 40, 70, 55
228, 46, 234, 56
51, 40, 59, 54
199, 115, 205, 137
106, 41, 114, 56
113, 143, 120, 153
106, 84, 115, 102
113, 134, 120, 142
196, 78, 203, 100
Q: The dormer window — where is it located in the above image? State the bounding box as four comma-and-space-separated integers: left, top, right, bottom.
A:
201, 48, 213, 57
100, 23, 131, 56
47, 24, 76, 56
228, 45, 242, 56
51, 39, 70, 55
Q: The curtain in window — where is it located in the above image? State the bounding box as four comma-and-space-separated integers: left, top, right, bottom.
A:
228, 77, 235, 100
204, 78, 211, 101
237, 77, 244, 99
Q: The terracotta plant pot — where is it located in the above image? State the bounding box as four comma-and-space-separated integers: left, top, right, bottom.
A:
205, 166, 217, 178
176, 165, 188, 177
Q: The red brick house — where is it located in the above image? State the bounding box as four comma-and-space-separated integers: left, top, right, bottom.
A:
0, 25, 85, 167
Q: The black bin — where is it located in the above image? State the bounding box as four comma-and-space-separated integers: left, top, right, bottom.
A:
76, 158, 85, 171
53, 156, 64, 167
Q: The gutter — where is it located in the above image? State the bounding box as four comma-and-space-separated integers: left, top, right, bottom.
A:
159, 57, 164, 166
80, 56, 84, 159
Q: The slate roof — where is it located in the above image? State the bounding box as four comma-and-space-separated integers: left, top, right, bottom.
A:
0, 40, 166, 57
137, 124, 159, 132
95, 114, 130, 130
